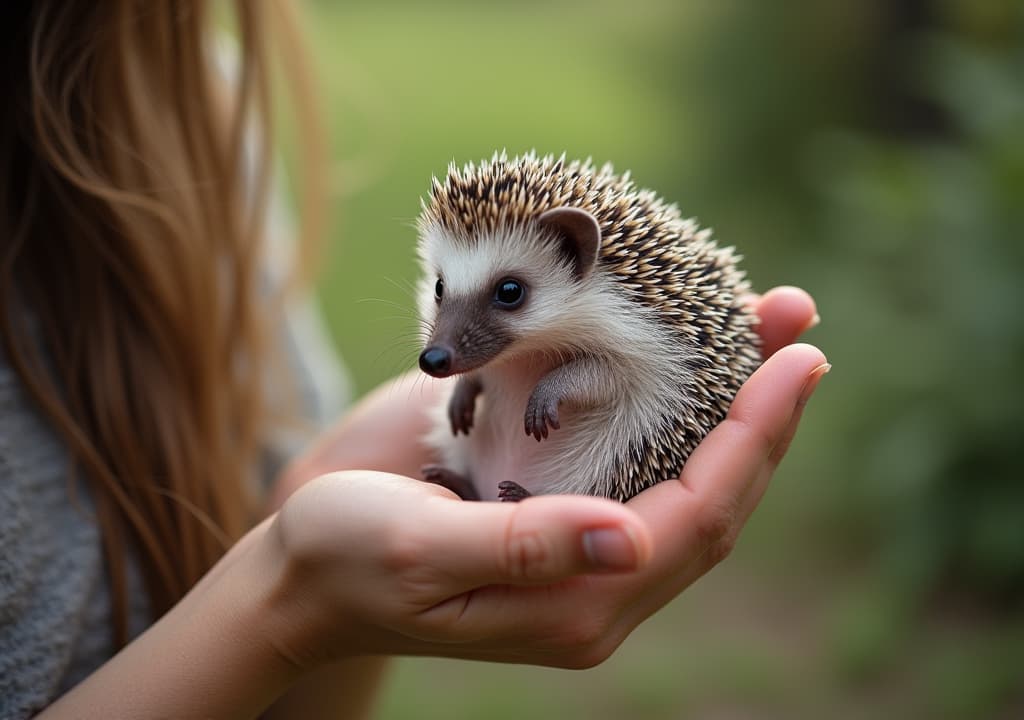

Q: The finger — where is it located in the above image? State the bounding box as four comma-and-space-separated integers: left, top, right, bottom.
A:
754, 286, 819, 358
423, 494, 653, 594
624, 343, 827, 576
685, 343, 826, 501
767, 360, 830, 471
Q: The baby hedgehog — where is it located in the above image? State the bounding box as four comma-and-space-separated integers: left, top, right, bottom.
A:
416, 151, 762, 502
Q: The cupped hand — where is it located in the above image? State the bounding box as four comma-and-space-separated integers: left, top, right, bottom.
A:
269, 286, 825, 669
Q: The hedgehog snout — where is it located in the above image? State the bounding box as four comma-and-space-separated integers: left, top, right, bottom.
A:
419, 345, 454, 377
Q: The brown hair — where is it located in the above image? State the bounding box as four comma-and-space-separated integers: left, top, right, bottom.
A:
0, 0, 324, 645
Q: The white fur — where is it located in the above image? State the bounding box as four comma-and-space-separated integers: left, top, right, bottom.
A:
419, 221, 697, 500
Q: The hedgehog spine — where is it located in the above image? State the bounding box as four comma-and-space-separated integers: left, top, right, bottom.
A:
416, 151, 761, 502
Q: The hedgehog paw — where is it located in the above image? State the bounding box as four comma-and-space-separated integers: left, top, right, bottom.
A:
524, 390, 561, 442
498, 481, 532, 502
422, 464, 480, 501
448, 376, 481, 435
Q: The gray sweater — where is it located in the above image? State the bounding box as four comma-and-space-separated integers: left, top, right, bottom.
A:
0, 300, 346, 719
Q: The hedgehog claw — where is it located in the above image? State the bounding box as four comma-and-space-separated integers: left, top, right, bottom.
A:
498, 481, 532, 502
422, 464, 480, 501
448, 376, 482, 435
525, 390, 560, 442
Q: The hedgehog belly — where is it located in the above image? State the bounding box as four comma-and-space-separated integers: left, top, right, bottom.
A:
428, 353, 692, 501
451, 359, 570, 501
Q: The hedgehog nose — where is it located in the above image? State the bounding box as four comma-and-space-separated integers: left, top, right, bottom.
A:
419, 346, 453, 377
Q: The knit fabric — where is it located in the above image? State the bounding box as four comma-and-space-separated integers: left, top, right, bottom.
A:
0, 298, 346, 719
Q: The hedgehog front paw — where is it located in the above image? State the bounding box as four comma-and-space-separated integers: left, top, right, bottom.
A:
524, 388, 561, 442
498, 481, 532, 502
422, 464, 480, 501
448, 376, 481, 435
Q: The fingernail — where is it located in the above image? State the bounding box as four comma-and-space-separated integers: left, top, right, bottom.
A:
804, 313, 821, 332
798, 362, 831, 407
583, 527, 639, 571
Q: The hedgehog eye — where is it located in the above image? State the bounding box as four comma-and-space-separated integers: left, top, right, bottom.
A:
493, 278, 526, 309
434, 277, 444, 301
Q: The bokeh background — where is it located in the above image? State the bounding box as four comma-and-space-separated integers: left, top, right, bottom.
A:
284, 1, 1024, 717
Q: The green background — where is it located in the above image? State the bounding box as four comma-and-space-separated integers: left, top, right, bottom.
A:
286, 1, 1024, 717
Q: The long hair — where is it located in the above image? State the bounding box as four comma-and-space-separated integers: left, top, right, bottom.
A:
0, 0, 325, 645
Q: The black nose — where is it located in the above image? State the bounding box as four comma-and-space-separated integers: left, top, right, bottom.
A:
419, 346, 453, 377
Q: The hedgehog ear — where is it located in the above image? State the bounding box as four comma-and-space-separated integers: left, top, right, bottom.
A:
537, 206, 601, 281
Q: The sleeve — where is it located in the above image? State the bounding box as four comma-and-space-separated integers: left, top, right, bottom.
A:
0, 354, 109, 719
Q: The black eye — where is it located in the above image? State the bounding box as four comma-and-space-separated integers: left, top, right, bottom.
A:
434, 277, 444, 301
493, 278, 526, 309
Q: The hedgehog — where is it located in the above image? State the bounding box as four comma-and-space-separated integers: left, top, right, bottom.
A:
415, 151, 762, 502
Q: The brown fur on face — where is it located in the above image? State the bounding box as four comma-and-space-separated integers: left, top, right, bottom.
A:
422, 289, 519, 376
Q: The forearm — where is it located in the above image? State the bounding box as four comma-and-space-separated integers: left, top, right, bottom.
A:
263, 656, 389, 720
39, 521, 301, 720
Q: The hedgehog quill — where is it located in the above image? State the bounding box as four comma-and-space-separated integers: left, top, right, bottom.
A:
416, 152, 762, 502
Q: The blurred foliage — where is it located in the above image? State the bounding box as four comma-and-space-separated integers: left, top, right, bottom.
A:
286, 0, 1024, 716
811, 29, 1024, 602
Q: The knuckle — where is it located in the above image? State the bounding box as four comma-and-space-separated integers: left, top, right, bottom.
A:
694, 502, 739, 567
504, 527, 556, 581
554, 609, 608, 651
704, 530, 738, 568
552, 614, 620, 669
566, 639, 616, 669
694, 502, 735, 547
730, 413, 777, 459
381, 528, 423, 573
568, 615, 606, 649
385, 529, 448, 606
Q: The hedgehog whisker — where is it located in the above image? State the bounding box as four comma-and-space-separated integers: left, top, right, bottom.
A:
381, 275, 421, 300
354, 296, 417, 315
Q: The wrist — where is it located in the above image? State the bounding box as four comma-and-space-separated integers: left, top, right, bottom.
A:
257, 507, 354, 669
192, 520, 311, 704
40, 520, 310, 719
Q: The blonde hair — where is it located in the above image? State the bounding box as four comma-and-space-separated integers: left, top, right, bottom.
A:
0, 0, 324, 645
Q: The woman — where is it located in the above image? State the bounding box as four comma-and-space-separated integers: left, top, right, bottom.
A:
0, 2, 826, 718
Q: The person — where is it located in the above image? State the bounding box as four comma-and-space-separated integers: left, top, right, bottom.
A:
0, 2, 827, 718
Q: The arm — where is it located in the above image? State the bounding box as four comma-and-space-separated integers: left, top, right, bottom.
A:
39, 375, 442, 720
39, 286, 820, 718
37, 521, 299, 720
262, 658, 387, 720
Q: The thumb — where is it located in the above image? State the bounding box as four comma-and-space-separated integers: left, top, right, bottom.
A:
425, 494, 652, 594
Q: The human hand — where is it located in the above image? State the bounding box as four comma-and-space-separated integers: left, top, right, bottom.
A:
263, 286, 825, 668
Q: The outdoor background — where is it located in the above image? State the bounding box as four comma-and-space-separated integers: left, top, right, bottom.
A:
284, 1, 1023, 717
